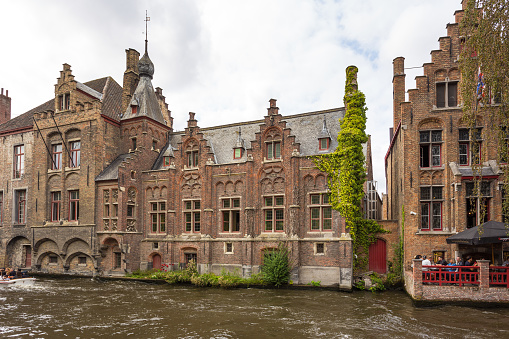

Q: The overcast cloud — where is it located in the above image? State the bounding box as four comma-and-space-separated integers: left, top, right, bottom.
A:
0, 0, 462, 194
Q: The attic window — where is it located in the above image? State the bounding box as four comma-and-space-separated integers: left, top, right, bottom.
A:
152, 140, 157, 150
319, 138, 330, 150
233, 148, 242, 159
131, 138, 137, 152
163, 156, 171, 167
131, 105, 137, 114
59, 93, 70, 111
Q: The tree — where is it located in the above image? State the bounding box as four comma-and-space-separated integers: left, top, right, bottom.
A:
314, 66, 385, 270
460, 0, 509, 225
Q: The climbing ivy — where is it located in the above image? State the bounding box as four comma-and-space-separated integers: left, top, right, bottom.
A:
460, 0, 509, 233
314, 66, 387, 270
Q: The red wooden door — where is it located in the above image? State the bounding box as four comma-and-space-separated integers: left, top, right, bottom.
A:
369, 239, 386, 273
152, 254, 161, 270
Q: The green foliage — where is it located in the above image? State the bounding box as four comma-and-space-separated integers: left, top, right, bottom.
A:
368, 272, 386, 293
191, 273, 219, 287
164, 270, 192, 284
243, 273, 266, 287
261, 243, 292, 287
314, 66, 387, 270
354, 280, 365, 290
308, 281, 321, 287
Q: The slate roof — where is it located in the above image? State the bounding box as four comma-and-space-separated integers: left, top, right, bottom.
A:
120, 75, 166, 124
153, 108, 345, 169
95, 153, 133, 181
0, 76, 123, 135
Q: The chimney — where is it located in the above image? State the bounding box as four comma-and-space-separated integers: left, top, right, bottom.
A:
187, 112, 198, 128
0, 87, 12, 125
267, 98, 279, 115
122, 48, 140, 113
393, 57, 406, 129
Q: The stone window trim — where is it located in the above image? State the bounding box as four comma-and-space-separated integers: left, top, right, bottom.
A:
58, 93, 70, 111
13, 144, 25, 179
262, 195, 285, 232
48, 254, 59, 265
78, 256, 87, 266
308, 192, 332, 232
69, 140, 81, 168
183, 199, 201, 233
151, 139, 159, 152
163, 156, 171, 167
220, 197, 241, 233
265, 140, 282, 161
186, 150, 199, 168
314, 242, 326, 255
68, 190, 79, 222
51, 191, 61, 222
149, 200, 167, 234
224, 242, 234, 254
419, 130, 443, 168
318, 137, 330, 151
51, 143, 63, 170
435, 80, 458, 108
233, 147, 243, 160
420, 185, 444, 231
129, 137, 137, 153
14, 188, 27, 225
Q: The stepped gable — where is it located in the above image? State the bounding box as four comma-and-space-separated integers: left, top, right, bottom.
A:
158, 107, 344, 168
0, 99, 53, 134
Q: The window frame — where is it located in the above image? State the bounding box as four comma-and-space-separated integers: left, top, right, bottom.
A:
51, 191, 61, 222
458, 128, 482, 166
69, 190, 79, 221
187, 150, 199, 168
69, 140, 81, 168
266, 141, 281, 160
465, 181, 491, 228
436, 81, 458, 108
220, 197, 241, 233
233, 148, 242, 159
319, 138, 330, 151
163, 156, 171, 167
183, 199, 201, 233
15, 189, 27, 224
419, 130, 442, 168
420, 186, 444, 231
13, 144, 25, 179
150, 201, 167, 234
309, 193, 332, 231
51, 143, 63, 170
262, 195, 284, 232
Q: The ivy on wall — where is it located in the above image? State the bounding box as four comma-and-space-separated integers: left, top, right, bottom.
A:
314, 66, 386, 270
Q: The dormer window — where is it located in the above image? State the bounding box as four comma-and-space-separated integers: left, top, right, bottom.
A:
319, 138, 330, 151
163, 156, 171, 167
131, 105, 137, 114
59, 93, 70, 111
233, 148, 242, 159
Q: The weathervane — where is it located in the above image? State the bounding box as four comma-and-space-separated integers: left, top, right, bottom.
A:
144, 10, 150, 53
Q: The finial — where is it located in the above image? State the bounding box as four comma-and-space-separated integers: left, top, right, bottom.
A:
145, 10, 150, 54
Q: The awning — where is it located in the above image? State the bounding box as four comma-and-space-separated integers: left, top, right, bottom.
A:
446, 220, 509, 245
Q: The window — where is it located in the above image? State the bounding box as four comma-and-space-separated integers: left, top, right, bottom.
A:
49, 255, 58, 264
221, 198, 240, 233
163, 156, 171, 167
263, 195, 284, 232
13, 145, 24, 178
319, 138, 330, 151
420, 186, 443, 231
52, 143, 62, 170
51, 192, 61, 222
420, 130, 442, 168
466, 181, 490, 228
266, 141, 281, 160
187, 151, 199, 167
131, 138, 137, 152
150, 201, 166, 233
436, 81, 458, 108
458, 128, 482, 166
131, 105, 137, 114
69, 190, 79, 221
59, 93, 70, 111
316, 243, 325, 255
225, 242, 233, 254
152, 140, 157, 150
0, 191, 3, 223
233, 148, 242, 159
184, 200, 201, 233
114, 252, 122, 269
309, 193, 332, 231
127, 204, 135, 217
15, 190, 27, 224
503, 186, 509, 223
70, 141, 80, 167
78, 256, 87, 265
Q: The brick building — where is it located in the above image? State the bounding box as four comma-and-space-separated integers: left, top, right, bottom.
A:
0, 40, 380, 288
385, 1, 508, 273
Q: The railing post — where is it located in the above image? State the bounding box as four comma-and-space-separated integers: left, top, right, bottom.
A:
478, 260, 490, 289
413, 259, 423, 299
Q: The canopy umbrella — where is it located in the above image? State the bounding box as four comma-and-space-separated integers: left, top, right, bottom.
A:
446, 220, 509, 245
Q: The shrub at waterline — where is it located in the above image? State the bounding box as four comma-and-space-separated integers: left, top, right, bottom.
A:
260, 243, 292, 287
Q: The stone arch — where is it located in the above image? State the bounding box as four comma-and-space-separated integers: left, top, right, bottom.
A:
432, 171, 444, 185
303, 174, 314, 189
129, 127, 136, 136
34, 238, 59, 253
62, 238, 90, 256
36, 251, 62, 266
100, 237, 121, 272
64, 128, 81, 139
434, 69, 447, 82
65, 172, 80, 187
262, 127, 283, 140
273, 177, 285, 193
153, 187, 160, 198
6, 236, 31, 268
183, 137, 200, 150
146, 187, 153, 198
315, 174, 327, 190
216, 181, 225, 196
160, 186, 168, 198
47, 174, 62, 188
234, 180, 243, 193
64, 251, 94, 268
260, 178, 273, 194
448, 68, 460, 80
225, 181, 234, 194
418, 117, 444, 129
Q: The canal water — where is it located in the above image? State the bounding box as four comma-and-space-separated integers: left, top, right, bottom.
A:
1, 278, 508, 338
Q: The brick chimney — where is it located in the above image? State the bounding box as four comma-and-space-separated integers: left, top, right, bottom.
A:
393, 57, 406, 129
0, 88, 11, 125
267, 98, 279, 116
122, 48, 140, 112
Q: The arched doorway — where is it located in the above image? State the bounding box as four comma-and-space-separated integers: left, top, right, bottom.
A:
369, 239, 387, 273
152, 254, 161, 270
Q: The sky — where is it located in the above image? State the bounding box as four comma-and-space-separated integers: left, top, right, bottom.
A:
0, 0, 462, 194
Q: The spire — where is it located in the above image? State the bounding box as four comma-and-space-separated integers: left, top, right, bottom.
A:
319, 116, 331, 139
235, 126, 245, 148
139, 11, 154, 79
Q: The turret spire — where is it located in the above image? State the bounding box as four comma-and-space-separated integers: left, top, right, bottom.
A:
145, 10, 150, 54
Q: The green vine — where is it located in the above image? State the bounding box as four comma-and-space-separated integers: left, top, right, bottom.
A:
460, 0, 509, 233
314, 66, 387, 270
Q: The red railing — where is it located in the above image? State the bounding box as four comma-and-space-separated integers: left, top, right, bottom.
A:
422, 265, 479, 286
489, 266, 509, 288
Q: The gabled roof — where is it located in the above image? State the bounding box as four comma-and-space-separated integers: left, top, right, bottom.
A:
0, 99, 53, 134
95, 153, 132, 181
